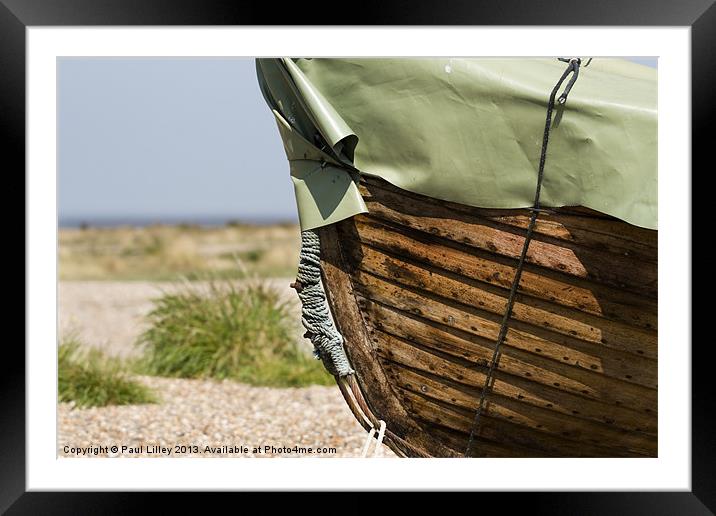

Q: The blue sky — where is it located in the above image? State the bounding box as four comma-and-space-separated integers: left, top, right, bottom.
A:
58, 57, 656, 225
58, 58, 291, 224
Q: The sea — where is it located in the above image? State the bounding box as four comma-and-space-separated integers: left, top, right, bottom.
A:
58, 214, 298, 228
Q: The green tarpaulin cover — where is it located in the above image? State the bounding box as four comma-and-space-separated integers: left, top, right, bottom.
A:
256, 58, 657, 231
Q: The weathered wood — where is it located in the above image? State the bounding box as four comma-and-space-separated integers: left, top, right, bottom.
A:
320, 176, 657, 457
359, 183, 657, 298
353, 271, 658, 397
399, 390, 644, 457
375, 328, 656, 435
360, 176, 658, 254
421, 422, 541, 457
317, 223, 457, 458
386, 364, 656, 456
352, 240, 657, 360
365, 301, 657, 430
347, 217, 657, 331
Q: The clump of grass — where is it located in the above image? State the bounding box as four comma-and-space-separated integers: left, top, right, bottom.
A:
58, 339, 157, 408
135, 279, 332, 387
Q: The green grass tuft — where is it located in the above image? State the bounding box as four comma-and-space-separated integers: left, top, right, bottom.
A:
135, 279, 333, 387
58, 339, 158, 408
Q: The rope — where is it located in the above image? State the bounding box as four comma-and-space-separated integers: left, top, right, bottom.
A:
360, 420, 387, 457
292, 229, 354, 377
464, 58, 582, 457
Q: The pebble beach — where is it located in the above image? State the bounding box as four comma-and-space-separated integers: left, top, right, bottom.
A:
58, 281, 395, 458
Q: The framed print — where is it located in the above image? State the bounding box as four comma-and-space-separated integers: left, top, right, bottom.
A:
4, 0, 711, 512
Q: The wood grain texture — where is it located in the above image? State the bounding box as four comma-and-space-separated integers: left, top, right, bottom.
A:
320, 176, 657, 457
318, 223, 457, 458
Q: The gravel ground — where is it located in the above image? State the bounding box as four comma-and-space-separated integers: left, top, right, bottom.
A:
58, 376, 394, 458
58, 281, 395, 458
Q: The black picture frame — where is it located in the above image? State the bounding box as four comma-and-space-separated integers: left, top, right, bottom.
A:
5, 1, 710, 512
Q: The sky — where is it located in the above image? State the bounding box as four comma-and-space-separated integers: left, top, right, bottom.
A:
57, 57, 657, 226
58, 58, 292, 225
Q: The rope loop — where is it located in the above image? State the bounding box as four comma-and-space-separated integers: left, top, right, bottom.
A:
360, 420, 387, 458
556, 57, 581, 105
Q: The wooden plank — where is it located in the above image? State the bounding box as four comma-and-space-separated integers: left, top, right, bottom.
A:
360, 176, 658, 254
347, 217, 657, 331
317, 176, 658, 457
359, 187, 657, 298
386, 363, 656, 456
317, 223, 458, 458
354, 240, 657, 361
353, 270, 658, 397
373, 327, 657, 435
419, 422, 547, 458
366, 300, 657, 418
406, 399, 548, 457
399, 389, 643, 457
401, 391, 550, 457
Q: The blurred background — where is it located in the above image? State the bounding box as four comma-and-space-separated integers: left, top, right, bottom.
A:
56, 57, 365, 458
57, 57, 656, 458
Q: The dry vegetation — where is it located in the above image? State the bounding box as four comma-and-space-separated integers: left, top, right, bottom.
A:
59, 223, 300, 281
58, 223, 332, 392
57, 223, 390, 457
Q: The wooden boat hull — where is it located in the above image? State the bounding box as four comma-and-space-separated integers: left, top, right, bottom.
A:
318, 176, 657, 458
